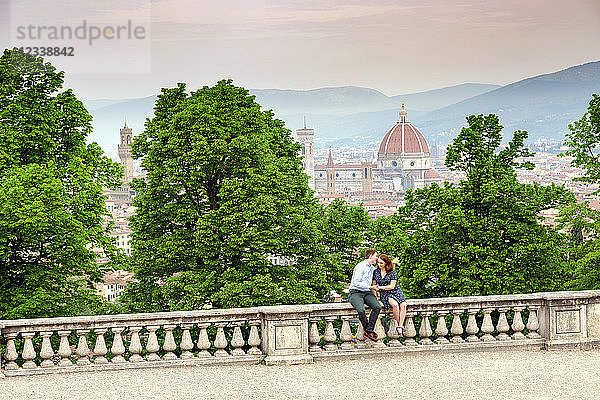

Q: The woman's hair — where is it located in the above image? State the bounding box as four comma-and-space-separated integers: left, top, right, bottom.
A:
378, 254, 394, 273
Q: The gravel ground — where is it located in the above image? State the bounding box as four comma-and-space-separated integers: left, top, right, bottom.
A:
1, 348, 600, 400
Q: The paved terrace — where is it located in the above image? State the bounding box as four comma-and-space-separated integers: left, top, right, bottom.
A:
2, 348, 600, 400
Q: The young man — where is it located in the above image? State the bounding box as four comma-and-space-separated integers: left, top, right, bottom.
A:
348, 249, 381, 341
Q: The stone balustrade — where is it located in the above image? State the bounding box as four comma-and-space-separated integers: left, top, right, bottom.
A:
0, 307, 264, 376
1, 290, 600, 376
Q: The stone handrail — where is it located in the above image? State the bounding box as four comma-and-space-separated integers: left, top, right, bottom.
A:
1, 290, 600, 376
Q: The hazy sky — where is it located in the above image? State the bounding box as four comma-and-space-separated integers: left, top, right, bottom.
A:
6, 0, 600, 99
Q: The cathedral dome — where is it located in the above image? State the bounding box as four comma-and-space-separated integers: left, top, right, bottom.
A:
378, 104, 429, 155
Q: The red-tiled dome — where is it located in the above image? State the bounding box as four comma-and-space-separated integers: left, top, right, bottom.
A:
378, 104, 429, 155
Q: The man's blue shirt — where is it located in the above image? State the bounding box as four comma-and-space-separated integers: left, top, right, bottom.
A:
349, 260, 375, 291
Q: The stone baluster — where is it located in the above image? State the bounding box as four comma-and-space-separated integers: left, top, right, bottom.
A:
450, 310, 465, 343
21, 332, 37, 369
230, 322, 245, 356
214, 323, 229, 357
4, 333, 18, 370
0, 330, 3, 377
75, 330, 91, 366
480, 308, 496, 342
373, 316, 387, 348
511, 306, 526, 340
354, 319, 369, 349
20, 332, 37, 370
128, 327, 144, 362
162, 325, 177, 360
40, 331, 55, 368
57, 330, 73, 366
323, 317, 338, 351
496, 308, 511, 341
403, 312, 418, 346
419, 312, 434, 345
145, 325, 161, 361
308, 319, 322, 352
247, 321, 262, 356
387, 315, 402, 347
110, 327, 126, 363
526, 307, 541, 339
196, 323, 211, 358
434, 311, 450, 344
93, 329, 108, 364
180, 324, 195, 359
339, 316, 354, 350
465, 309, 480, 342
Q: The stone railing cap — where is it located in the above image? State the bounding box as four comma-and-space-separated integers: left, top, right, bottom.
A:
2, 290, 599, 328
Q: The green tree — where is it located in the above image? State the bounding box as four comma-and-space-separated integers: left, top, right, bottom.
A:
320, 199, 371, 261
125, 80, 329, 311
370, 114, 573, 298
0, 48, 123, 319
556, 202, 600, 290
560, 94, 600, 289
562, 94, 600, 189
318, 199, 371, 296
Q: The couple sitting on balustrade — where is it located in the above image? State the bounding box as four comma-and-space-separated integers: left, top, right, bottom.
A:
348, 249, 407, 342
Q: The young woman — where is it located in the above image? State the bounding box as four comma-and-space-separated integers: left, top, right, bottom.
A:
372, 254, 407, 336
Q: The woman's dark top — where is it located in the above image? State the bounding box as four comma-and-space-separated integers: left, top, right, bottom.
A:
373, 268, 406, 310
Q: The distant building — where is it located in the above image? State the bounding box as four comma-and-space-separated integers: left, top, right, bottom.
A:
105, 121, 136, 203
296, 123, 315, 190
95, 270, 137, 302
303, 104, 441, 197
314, 150, 375, 194
377, 103, 438, 190
118, 121, 134, 183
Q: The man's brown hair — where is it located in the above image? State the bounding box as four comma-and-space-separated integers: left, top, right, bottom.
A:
365, 249, 377, 259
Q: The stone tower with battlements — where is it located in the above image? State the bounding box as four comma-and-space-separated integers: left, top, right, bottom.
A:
118, 120, 134, 183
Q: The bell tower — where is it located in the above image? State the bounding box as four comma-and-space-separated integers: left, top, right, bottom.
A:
326, 150, 336, 194
118, 119, 134, 183
296, 118, 315, 190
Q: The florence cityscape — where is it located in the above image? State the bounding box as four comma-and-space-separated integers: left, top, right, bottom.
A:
2, 1, 600, 398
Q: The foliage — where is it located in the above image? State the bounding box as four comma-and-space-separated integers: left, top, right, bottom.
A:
317, 199, 371, 295
560, 94, 600, 289
126, 80, 331, 311
555, 202, 600, 290
370, 114, 573, 298
319, 199, 371, 261
562, 94, 600, 190
0, 48, 123, 319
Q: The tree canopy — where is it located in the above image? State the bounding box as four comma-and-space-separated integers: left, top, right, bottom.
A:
0, 48, 122, 318
562, 94, 600, 189
560, 93, 600, 289
125, 80, 332, 311
370, 114, 573, 298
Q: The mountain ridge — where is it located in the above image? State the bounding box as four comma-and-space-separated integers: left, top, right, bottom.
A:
84, 61, 600, 156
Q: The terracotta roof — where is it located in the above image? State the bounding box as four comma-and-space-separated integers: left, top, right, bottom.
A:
364, 200, 396, 206
424, 169, 441, 179
378, 105, 429, 155
315, 163, 376, 169
589, 200, 600, 211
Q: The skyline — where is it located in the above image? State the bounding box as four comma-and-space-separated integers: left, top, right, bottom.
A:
3, 0, 600, 100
